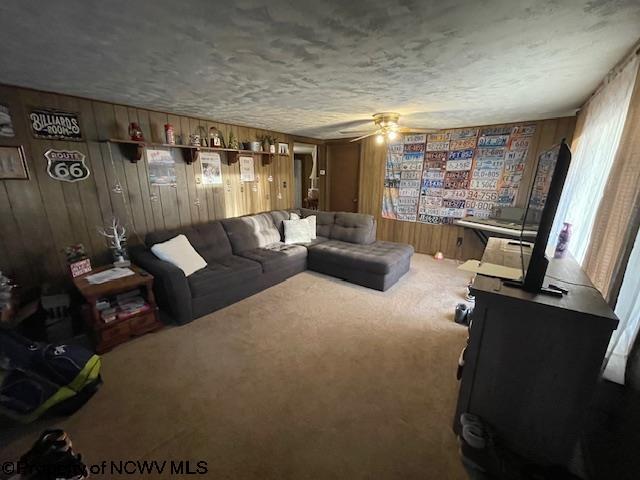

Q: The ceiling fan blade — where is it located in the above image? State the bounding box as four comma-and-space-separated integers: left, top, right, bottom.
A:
339, 129, 374, 135
350, 132, 377, 142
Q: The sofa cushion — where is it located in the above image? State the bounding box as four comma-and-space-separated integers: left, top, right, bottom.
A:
187, 255, 262, 298
194, 221, 233, 260
269, 210, 291, 241
221, 213, 281, 253
301, 208, 335, 238
239, 242, 307, 273
150, 234, 207, 277
284, 218, 312, 244
145, 221, 232, 263
308, 240, 413, 274
330, 212, 376, 245
146, 227, 199, 251
297, 236, 329, 247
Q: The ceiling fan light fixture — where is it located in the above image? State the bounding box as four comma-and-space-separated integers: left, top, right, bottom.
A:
375, 133, 385, 144
387, 130, 398, 141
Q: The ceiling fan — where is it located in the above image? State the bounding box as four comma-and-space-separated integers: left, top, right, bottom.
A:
340, 112, 438, 143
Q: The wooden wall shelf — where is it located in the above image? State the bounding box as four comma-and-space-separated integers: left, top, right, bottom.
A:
103, 139, 289, 165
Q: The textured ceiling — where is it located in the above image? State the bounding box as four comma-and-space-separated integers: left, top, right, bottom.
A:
0, 0, 639, 138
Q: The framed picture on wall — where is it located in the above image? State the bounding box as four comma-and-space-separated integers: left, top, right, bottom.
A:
0, 104, 15, 137
278, 143, 289, 155
200, 151, 223, 185
239, 155, 255, 182
0, 146, 29, 179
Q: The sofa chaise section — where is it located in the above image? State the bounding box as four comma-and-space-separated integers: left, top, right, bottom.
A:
221, 213, 307, 282
299, 211, 414, 291
308, 240, 414, 291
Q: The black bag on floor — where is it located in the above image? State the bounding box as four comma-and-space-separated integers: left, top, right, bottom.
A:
0, 330, 101, 423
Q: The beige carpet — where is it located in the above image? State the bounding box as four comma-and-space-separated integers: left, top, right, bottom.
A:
0, 254, 473, 479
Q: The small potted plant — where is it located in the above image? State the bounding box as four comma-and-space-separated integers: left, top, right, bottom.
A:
269, 136, 278, 154
227, 131, 239, 150
64, 243, 92, 278
260, 134, 270, 152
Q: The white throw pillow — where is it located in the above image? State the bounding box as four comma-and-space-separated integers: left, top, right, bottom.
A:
290, 212, 301, 220
284, 219, 312, 244
151, 234, 207, 276
306, 215, 317, 239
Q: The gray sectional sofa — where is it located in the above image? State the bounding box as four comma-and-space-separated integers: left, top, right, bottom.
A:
131, 209, 414, 324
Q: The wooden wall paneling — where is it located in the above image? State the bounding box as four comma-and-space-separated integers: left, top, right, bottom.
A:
131, 109, 157, 235
215, 121, 231, 218
92, 101, 135, 232
215, 121, 234, 217
0, 84, 308, 286
259, 129, 271, 212
150, 110, 180, 230
112, 105, 148, 240
187, 116, 210, 222
50, 94, 97, 258
58, 96, 107, 257
168, 113, 192, 228
237, 125, 253, 214
178, 115, 201, 224
197, 118, 215, 221
260, 129, 274, 212
285, 138, 295, 209
0, 184, 26, 279
223, 123, 241, 218
19, 89, 78, 279
201, 119, 220, 219
252, 128, 264, 212
0, 86, 52, 282
206, 120, 227, 219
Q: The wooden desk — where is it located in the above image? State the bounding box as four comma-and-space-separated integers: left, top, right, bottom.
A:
455, 255, 618, 467
73, 265, 163, 353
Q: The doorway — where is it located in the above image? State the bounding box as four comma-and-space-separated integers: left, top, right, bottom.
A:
327, 141, 360, 212
293, 143, 319, 209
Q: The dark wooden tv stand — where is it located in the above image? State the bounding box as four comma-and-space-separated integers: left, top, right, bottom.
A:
455, 254, 618, 467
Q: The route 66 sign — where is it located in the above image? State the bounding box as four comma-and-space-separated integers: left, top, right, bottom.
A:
45, 149, 90, 182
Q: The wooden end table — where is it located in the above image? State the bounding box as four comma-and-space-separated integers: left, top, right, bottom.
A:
73, 265, 163, 353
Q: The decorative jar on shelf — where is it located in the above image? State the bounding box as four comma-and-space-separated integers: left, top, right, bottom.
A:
164, 124, 175, 145
128, 122, 144, 141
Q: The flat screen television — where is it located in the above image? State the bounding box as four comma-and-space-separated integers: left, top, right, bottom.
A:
515, 140, 572, 294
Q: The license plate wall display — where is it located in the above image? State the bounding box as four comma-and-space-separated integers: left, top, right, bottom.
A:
381, 141, 404, 219
418, 140, 448, 224
495, 124, 536, 207
382, 123, 537, 224
397, 134, 426, 221
529, 144, 559, 210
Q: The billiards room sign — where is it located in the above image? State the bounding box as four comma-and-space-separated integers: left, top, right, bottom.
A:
29, 108, 82, 140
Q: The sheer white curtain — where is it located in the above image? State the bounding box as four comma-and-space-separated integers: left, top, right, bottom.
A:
549, 56, 639, 262
603, 229, 640, 383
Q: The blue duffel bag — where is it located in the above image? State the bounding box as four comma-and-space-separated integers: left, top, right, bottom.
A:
0, 330, 101, 423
